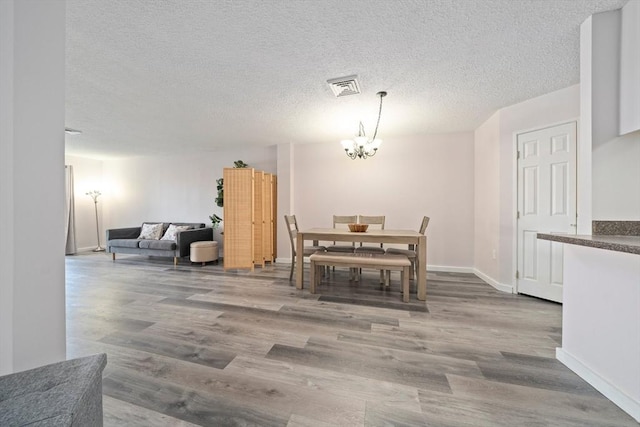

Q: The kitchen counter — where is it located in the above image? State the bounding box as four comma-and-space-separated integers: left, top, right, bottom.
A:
537, 233, 640, 255
537, 222, 640, 421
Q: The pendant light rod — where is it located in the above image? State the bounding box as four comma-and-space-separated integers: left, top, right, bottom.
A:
341, 91, 387, 160
370, 91, 387, 141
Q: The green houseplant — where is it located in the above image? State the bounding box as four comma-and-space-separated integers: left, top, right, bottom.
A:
215, 178, 224, 207
214, 160, 248, 208
209, 213, 222, 229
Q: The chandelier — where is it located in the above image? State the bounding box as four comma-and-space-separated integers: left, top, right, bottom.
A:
341, 91, 387, 160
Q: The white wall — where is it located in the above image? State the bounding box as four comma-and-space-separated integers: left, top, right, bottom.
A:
291, 133, 475, 270
100, 134, 475, 271
559, 245, 640, 421
583, 9, 640, 222
276, 144, 294, 260
474, 111, 501, 283
102, 146, 277, 254
65, 155, 105, 251
497, 85, 580, 286
619, 0, 640, 135
592, 131, 640, 219
472, 85, 580, 289
0, 0, 66, 374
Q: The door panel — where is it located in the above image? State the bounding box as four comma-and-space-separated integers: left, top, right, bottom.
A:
551, 162, 568, 215
517, 122, 577, 302
522, 230, 538, 280
523, 166, 538, 215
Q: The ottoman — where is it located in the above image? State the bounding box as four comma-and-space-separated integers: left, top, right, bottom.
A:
190, 241, 219, 265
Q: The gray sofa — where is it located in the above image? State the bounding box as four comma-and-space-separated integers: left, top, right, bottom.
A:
106, 222, 213, 265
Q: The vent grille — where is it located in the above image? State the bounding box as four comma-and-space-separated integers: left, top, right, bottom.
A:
327, 75, 361, 97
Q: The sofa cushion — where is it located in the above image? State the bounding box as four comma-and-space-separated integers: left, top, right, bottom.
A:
138, 239, 177, 250
108, 239, 141, 249
138, 223, 163, 240
161, 224, 191, 241
171, 222, 205, 229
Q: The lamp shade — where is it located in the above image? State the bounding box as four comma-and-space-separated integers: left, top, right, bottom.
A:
341, 140, 355, 151
354, 136, 368, 147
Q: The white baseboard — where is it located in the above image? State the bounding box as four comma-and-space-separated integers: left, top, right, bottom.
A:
427, 265, 473, 274
473, 268, 514, 294
556, 348, 640, 422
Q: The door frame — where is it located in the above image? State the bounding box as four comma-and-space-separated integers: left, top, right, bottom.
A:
511, 118, 581, 295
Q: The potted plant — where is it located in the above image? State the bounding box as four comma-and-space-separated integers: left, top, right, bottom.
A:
215, 178, 224, 207
214, 160, 248, 208
209, 214, 222, 229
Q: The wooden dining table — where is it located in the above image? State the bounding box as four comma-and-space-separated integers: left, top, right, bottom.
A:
296, 228, 427, 300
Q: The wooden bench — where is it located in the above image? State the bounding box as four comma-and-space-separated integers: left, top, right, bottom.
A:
309, 252, 412, 302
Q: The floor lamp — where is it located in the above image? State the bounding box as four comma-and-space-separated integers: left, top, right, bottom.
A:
86, 190, 105, 252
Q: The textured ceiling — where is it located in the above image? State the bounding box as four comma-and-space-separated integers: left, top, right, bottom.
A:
65, 0, 629, 159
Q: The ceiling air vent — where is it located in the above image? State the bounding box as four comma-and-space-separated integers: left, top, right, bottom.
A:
327, 75, 361, 97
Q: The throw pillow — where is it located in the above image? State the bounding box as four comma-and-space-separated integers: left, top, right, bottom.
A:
161, 224, 190, 241
138, 223, 163, 240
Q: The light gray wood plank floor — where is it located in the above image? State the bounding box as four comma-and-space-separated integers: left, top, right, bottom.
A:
65, 253, 638, 426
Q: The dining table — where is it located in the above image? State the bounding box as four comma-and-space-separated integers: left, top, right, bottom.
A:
296, 228, 427, 300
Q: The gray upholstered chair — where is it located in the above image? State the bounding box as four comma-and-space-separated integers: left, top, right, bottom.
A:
386, 216, 430, 280
285, 215, 326, 282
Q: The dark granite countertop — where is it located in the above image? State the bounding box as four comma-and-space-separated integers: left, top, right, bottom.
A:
0, 353, 107, 426
537, 233, 640, 255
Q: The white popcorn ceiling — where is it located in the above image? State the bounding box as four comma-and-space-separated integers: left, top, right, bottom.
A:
65, 0, 629, 159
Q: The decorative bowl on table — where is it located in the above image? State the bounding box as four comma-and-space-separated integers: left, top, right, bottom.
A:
348, 223, 369, 232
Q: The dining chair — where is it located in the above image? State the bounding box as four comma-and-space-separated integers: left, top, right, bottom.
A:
386, 216, 430, 280
325, 215, 357, 278
325, 215, 358, 253
353, 215, 386, 283
285, 215, 326, 282
354, 215, 386, 254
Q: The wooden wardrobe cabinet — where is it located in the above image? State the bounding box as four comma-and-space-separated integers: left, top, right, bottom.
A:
223, 168, 277, 270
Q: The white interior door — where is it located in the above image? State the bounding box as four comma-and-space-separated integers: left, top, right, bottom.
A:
517, 122, 577, 302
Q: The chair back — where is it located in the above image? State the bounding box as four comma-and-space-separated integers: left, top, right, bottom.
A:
284, 215, 298, 256
333, 215, 357, 228
419, 216, 430, 234
358, 215, 385, 228
332, 215, 357, 245
407, 216, 430, 251
358, 215, 385, 248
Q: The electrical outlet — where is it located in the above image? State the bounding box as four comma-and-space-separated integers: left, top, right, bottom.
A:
492, 249, 497, 260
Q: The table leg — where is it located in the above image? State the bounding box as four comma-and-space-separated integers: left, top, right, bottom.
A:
296, 232, 304, 289
417, 236, 427, 300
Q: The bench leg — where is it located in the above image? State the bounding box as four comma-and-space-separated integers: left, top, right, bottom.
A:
402, 266, 410, 302
112, 253, 116, 261
385, 271, 391, 287
310, 261, 317, 294
174, 257, 178, 266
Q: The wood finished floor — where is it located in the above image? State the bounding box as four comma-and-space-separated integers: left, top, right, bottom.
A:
66, 253, 638, 427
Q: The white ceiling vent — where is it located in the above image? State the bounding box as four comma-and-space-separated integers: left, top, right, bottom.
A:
327, 75, 361, 97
